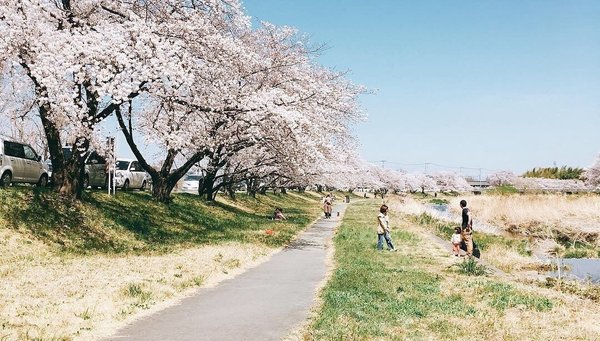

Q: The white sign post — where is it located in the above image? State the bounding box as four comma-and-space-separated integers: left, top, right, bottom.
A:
107, 137, 116, 195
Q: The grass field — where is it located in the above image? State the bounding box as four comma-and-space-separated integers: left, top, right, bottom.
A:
0, 187, 322, 340
304, 200, 600, 340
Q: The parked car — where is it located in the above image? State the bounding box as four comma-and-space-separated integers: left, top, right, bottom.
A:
0, 136, 48, 187
44, 159, 53, 180
46, 147, 108, 189
114, 158, 149, 191
180, 174, 202, 193
82, 151, 108, 189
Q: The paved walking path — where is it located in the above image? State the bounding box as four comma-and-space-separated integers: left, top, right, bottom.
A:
108, 203, 348, 341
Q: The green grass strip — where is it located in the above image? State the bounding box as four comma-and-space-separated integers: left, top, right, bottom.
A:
308, 201, 476, 340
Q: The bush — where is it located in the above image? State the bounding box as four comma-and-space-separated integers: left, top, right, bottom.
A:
488, 185, 519, 195
456, 258, 490, 276
429, 198, 449, 205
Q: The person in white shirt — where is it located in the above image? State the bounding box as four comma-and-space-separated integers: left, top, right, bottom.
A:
451, 226, 462, 257
376, 204, 395, 251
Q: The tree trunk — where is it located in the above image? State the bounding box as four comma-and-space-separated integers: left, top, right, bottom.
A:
39, 109, 66, 188
21, 61, 81, 200
226, 182, 236, 200
151, 177, 177, 203
58, 157, 85, 199
280, 187, 287, 194
57, 137, 89, 199
246, 178, 258, 198
198, 172, 216, 201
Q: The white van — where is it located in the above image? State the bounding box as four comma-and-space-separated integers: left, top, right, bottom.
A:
0, 136, 49, 187
114, 158, 149, 190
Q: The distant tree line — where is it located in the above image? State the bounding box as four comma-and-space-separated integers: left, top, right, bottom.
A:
522, 166, 584, 180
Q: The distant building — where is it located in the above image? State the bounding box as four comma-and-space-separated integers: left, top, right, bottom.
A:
466, 179, 490, 188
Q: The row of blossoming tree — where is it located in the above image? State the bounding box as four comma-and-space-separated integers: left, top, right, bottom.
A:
316, 160, 475, 194
3, 2, 599, 203
487, 159, 600, 192
335, 156, 600, 195
0, 0, 367, 202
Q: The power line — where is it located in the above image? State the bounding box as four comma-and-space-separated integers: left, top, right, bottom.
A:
366, 160, 504, 174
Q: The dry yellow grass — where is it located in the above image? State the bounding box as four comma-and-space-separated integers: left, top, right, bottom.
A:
481, 244, 545, 274
387, 196, 427, 216
449, 194, 600, 243
0, 228, 275, 340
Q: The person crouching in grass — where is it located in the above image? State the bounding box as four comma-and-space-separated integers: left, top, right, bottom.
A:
376, 204, 396, 252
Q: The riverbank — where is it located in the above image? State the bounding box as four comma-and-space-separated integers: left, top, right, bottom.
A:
0, 188, 322, 340
304, 199, 600, 339
389, 194, 600, 301
448, 193, 600, 258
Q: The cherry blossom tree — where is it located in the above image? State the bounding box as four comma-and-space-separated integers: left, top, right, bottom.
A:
487, 171, 518, 186
431, 171, 473, 193
512, 177, 588, 192
117, 19, 363, 200
0, 0, 166, 198
107, 0, 258, 202
583, 155, 600, 190
202, 25, 364, 200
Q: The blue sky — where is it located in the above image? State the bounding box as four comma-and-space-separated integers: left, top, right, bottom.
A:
243, 0, 600, 177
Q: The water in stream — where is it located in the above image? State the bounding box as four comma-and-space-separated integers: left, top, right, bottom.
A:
549, 258, 600, 283
427, 204, 502, 235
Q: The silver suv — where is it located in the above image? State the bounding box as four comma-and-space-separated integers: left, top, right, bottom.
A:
83, 151, 109, 189
0, 136, 49, 187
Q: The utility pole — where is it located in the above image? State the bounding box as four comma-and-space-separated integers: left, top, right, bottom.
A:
424, 163, 429, 174
479, 168, 482, 182
380, 160, 386, 169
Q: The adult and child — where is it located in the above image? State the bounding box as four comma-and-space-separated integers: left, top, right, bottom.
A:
451, 199, 474, 257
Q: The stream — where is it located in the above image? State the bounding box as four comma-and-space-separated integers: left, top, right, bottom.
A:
548, 258, 600, 283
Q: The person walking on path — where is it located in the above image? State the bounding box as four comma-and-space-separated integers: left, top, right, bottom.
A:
460, 199, 474, 257
323, 194, 333, 218
376, 204, 395, 251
